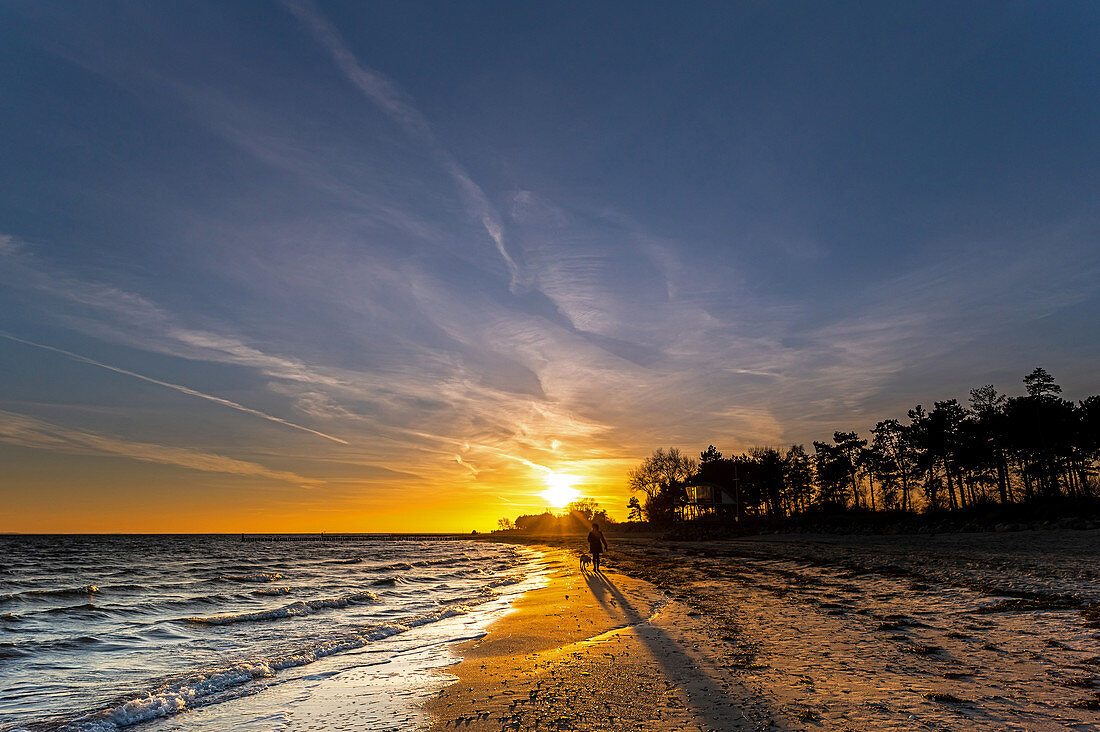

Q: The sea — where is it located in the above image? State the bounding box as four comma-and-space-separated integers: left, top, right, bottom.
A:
0, 535, 546, 731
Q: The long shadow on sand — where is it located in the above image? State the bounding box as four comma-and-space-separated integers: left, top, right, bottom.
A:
581, 566, 757, 729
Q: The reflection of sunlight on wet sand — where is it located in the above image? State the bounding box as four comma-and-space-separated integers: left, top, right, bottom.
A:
427, 547, 756, 731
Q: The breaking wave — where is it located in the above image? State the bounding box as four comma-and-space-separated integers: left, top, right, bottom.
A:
53, 606, 470, 731
2, 584, 100, 603
0, 535, 543, 731
251, 586, 292, 596
223, 572, 283, 583
186, 591, 379, 626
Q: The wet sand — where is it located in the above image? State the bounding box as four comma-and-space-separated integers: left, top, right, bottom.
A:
427, 531, 1100, 731
425, 546, 767, 731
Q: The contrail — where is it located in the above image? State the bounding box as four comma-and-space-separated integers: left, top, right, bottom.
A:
0, 409, 320, 485
280, 0, 524, 290
0, 332, 348, 445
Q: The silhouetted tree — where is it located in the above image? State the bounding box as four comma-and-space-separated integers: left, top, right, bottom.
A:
870, 419, 917, 512
969, 385, 1011, 504
630, 367, 1097, 523
927, 400, 969, 509
627, 447, 697, 523
865, 430, 897, 511
1001, 369, 1079, 498
731, 453, 768, 516
700, 445, 723, 465
813, 440, 850, 508
693, 452, 743, 518
567, 498, 612, 525
838, 432, 869, 507
782, 445, 814, 515
514, 512, 555, 530
749, 447, 785, 518
1077, 396, 1100, 496
1024, 367, 1062, 399
822, 432, 867, 508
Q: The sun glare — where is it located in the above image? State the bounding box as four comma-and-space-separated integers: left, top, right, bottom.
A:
541, 473, 580, 508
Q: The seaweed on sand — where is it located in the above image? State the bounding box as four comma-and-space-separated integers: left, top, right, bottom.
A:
973, 597, 1080, 614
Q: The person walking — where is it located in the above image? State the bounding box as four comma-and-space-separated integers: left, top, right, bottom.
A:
587, 522, 608, 572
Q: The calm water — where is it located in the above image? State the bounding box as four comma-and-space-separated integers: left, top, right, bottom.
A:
0, 535, 543, 731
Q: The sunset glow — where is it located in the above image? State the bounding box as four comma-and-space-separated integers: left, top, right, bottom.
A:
0, 4, 1096, 534
541, 473, 581, 509
3, 7, 1098, 732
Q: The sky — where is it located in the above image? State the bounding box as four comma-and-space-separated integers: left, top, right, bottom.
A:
1, 1, 1097, 533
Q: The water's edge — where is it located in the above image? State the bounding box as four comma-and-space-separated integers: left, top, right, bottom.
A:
0, 537, 547, 732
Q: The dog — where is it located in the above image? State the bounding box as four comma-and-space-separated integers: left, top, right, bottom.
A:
579, 554, 591, 572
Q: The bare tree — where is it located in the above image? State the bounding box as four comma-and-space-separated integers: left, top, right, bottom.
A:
627, 447, 697, 522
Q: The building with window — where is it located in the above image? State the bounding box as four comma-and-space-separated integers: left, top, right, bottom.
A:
680, 481, 739, 521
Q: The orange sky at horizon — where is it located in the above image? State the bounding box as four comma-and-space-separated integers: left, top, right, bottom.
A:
5, 3, 1098, 536
1, 439, 639, 534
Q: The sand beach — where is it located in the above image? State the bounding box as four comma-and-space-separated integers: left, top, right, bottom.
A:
427, 531, 1100, 731
425, 547, 767, 731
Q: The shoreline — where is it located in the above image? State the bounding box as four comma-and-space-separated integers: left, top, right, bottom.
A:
424, 531, 1100, 731
423, 542, 767, 731
0, 538, 547, 732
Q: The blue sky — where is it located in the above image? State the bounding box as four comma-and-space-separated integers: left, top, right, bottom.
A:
1, 1, 1097, 530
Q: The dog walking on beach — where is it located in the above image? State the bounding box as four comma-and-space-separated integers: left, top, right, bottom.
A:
587, 522, 608, 572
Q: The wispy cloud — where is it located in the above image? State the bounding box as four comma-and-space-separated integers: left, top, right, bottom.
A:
5, 4, 1097, 531
8, 184, 1093, 482
279, 0, 523, 289
0, 233, 19, 255
0, 332, 348, 445
0, 237, 606, 473
0, 236, 619, 486
1, 166, 1093, 511
171, 93, 447, 243
454, 454, 479, 477
0, 410, 317, 485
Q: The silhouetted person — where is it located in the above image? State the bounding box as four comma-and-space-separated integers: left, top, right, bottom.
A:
587, 522, 608, 572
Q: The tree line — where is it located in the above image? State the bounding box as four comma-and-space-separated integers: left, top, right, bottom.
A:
627, 368, 1099, 524
497, 498, 613, 533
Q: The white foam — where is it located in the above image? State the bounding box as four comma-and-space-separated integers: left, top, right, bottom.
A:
187, 591, 378, 625
20, 584, 99, 599
251, 586, 292, 596
4, 539, 550, 731
63, 606, 474, 730
223, 572, 282, 583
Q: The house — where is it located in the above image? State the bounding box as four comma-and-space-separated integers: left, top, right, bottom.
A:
680, 481, 739, 521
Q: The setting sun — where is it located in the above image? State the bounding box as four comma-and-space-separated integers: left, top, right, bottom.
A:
541, 473, 580, 508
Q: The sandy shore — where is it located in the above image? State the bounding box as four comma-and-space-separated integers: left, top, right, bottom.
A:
426, 532, 1100, 731
425, 545, 769, 731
